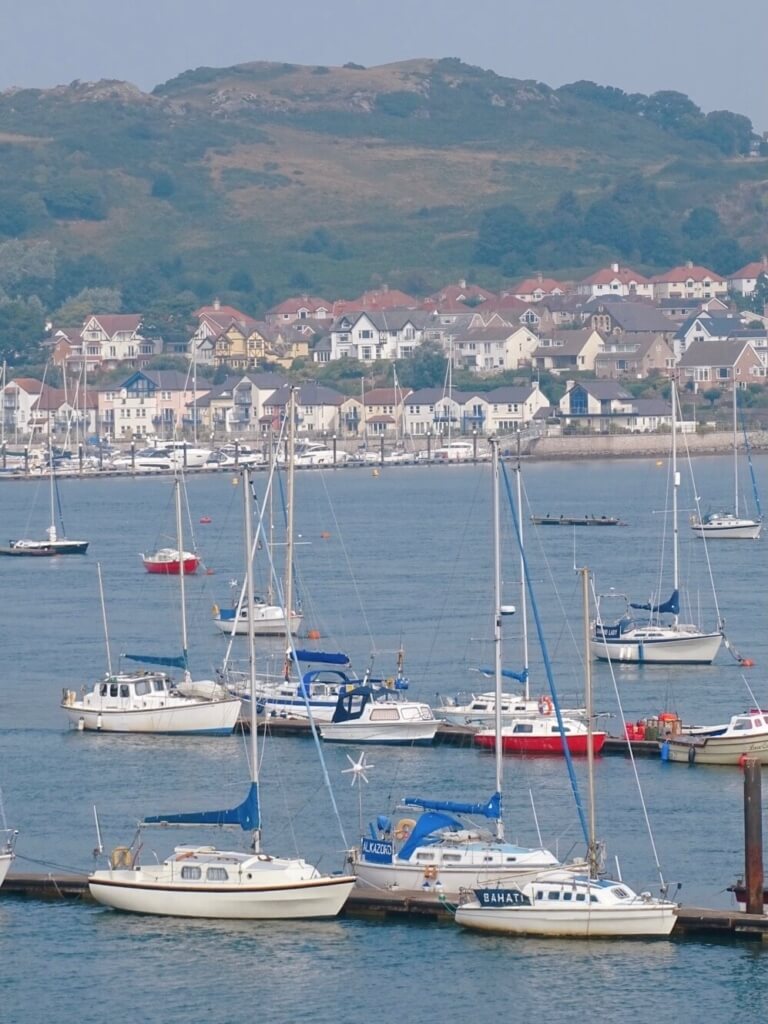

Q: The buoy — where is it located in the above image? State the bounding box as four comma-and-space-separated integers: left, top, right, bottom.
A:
205, 568, 215, 575
739, 752, 749, 770
320, 531, 331, 540
656, 460, 663, 467
200, 515, 212, 524
372, 468, 380, 477
307, 629, 321, 640
740, 658, 755, 668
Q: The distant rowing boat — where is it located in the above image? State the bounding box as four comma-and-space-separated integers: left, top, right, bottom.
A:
531, 515, 623, 527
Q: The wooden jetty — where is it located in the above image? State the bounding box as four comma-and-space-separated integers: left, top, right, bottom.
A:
4, 871, 768, 939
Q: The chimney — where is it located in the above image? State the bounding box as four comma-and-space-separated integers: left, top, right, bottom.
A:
537, 272, 543, 283
214, 297, 221, 311
611, 262, 619, 273
458, 279, 466, 289
686, 260, 694, 269
565, 379, 575, 392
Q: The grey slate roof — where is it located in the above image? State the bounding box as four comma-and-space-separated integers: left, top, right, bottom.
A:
678, 339, 755, 366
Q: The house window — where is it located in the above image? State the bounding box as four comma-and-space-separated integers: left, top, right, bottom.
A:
361, 347, 372, 361
360, 330, 374, 340
571, 391, 588, 415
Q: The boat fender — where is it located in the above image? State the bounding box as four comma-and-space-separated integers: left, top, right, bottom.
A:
394, 818, 416, 841
423, 865, 438, 881
660, 740, 670, 762
538, 695, 553, 716
687, 744, 696, 765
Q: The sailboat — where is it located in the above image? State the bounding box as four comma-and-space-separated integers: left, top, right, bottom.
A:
591, 382, 722, 665
213, 416, 302, 636
88, 464, 356, 918
691, 382, 762, 540
473, 455, 598, 756
349, 439, 580, 899
455, 568, 677, 938
1, 446, 88, 555
0, 791, 16, 888
62, 486, 241, 735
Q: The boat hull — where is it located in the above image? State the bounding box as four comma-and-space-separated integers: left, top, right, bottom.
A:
691, 520, 761, 540
61, 698, 241, 735
1, 539, 88, 556
352, 855, 564, 899
319, 722, 437, 745
664, 735, 768, 765
475, 732, 606, 756
143, 557, 199, 575
455, 902, 676, 937
0, 852, 13, 887
88, 873, 355, 919
591, 630, 722, 665
214, 608, 302, 636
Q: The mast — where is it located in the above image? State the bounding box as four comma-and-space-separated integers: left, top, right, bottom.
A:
174, 478, 189, 667
515, 436, 530, 701
491, 437, 504, 841
242, 465, 261, 851
733, 381, 739, 517
284, 387, 297, 634
581, 566, 599, 877
671, 382, 680, 627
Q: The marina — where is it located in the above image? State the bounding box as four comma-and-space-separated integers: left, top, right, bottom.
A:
3, 456, 768, 1019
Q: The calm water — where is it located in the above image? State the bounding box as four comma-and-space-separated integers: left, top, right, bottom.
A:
2, 456, 768, 1024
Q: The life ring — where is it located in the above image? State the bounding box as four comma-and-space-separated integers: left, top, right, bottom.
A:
538, 695, 553, 716
423, 865, 438, 881
394, 817, 416, 841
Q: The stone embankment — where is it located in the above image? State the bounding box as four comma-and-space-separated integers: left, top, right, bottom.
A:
528, 430, 768, 461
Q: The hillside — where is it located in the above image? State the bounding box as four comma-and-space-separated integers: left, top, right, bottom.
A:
0, 57, 766, 339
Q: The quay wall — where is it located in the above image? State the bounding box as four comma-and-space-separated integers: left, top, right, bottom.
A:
528, 430, 768, 461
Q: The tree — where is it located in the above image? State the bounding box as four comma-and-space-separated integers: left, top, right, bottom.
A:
682, 207, 722, 240
474, 204, 538, 267
0, 295, 46, 363
55, 287, 123, 323
702, 387, 721, 409
395, 343, 447, 389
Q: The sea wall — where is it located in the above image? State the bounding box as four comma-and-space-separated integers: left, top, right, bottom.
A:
528, 430, 768, 461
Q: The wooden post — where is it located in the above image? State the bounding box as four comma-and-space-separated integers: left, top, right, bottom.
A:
744, 758, 764, 915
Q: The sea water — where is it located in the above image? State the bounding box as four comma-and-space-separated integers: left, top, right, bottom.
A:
2, 456, 768, 1024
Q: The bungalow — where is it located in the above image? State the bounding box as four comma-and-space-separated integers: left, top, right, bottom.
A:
677, 340, 765, 393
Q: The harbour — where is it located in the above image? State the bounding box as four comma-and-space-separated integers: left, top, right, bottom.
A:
3, 456, 768, 1021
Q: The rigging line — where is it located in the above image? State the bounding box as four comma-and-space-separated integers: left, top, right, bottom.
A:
501, 460, 589, 848
588, 574, 668, 893
678, 428, 723, 626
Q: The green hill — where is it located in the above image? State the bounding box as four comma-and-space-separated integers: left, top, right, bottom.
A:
0, 57, 766, 348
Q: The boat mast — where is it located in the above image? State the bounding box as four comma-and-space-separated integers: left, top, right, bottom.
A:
671, 382, 680, 628
491, 437, 504, 841
733, 380, 739, 517
516, 436, 530, 702
174, 478, 189, 668
581, 566, 599, 877
284, 387, 296, 632
243, 465, 261, 852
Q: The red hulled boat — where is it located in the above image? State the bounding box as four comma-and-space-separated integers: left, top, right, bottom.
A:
474, 711, 606, 756
141, 548, 200, 575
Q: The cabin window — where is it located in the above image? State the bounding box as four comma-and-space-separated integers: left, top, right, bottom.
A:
733, 719, 752, 731
206, 867, 229, 881
590, 895, 598, 903
612, 887, 629, 899
153, 680, 166, 692
536, 891, 544, 900
443, 854, 462, 863
513, 723, 534, 734
420, 708, 434, 721
100, 684, 108, 696
547, 891, 560, 900
369, 708, 400, 722
576, 893, 586, 902
110, 684, 118, 697
400, 706, 421, 720
135, 680, 150, 696
563, 891, 573, 901
504, 857, 518, 863
120, 685, 130, 698
180, 866, 202, 880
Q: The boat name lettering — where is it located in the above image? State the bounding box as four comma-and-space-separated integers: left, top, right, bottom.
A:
475, 888, 531, 907
361, 838, 394, 863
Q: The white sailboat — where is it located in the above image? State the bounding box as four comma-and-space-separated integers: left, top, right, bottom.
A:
349, 439, 576, 898
0, 791, 16, 888
455, 568, 677, 938
61, 489, 240, 735
1, 447, 88, 556
691, 382, 762, 540
88, 463, 355, 919
591, 383, 722, 665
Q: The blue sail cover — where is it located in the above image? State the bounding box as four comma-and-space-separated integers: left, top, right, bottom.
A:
123, 652, 188, 669
291, 649, 350, 666
403, 792, 501, 820
479, 666, 529, 684
630, 589, 679, 615
142, 781, 260, 832
398, 811, 468, 861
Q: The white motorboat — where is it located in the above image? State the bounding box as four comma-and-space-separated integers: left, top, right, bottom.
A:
319, 687, 437, 745
61, 671, 240, 735
350, 442, 580, 899
455, 870, 676, 938
436, 690, 586, 727
213, 596, 302, 636
661, 709, 768, 765
592, 383, 722, 666
691, 383, 761, 540
88, 433, 355, 919
455, 568, 677, 939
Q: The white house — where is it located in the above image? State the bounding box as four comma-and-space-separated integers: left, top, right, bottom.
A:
328, 310, 429, 362
80, 314, 162, 367
727, 258, 768, 297
651, 262, 729, 300
576, 263, 654, 300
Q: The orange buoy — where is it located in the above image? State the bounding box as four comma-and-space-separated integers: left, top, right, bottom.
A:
740, 658, 755, 667
320, 531, 331, 540
200, 515, 212, 524
307, 629, 321, 640
205, 568, 215, 575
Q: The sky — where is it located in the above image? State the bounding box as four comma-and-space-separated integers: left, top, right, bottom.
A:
1, 0, 767, 130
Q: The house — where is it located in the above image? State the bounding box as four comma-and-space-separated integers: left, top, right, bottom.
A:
98, 370, 210, 440
452, 325, 538, 373
262, 383, 359, 437
728, 258, 768, 297
188, 300, 255, 366
1, 377, 44, 438
264, 295, 334, 326
359, 387, 412, 439
34, 385, 99, 440
188, 373, 287, 436
577, 263, 654, 300
558, 380, 672, 433
584, 300, 674, 340
677, 340, 765, 393
594, 333, 676, 380
507, 274, 568, 303
531, 329, 604, 374
402, 388, 470, 437
421, 280, 497, 313
651, 262, 729, 300
79, 314, 162, 368
673, 311, 751, 359
334, 286, 420, 316
482, 382, 550, 433
328, 310, 429, 362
